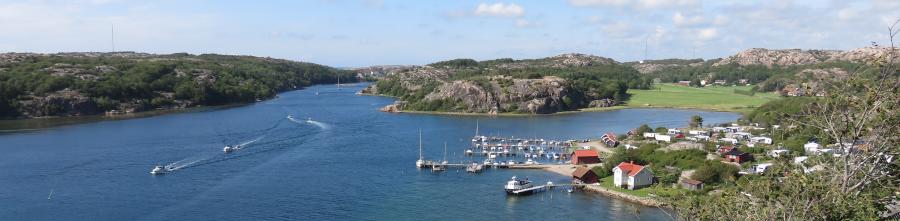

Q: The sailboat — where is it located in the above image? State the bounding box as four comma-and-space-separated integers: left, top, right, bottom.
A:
336, 77, 342, 90
432, 142, 448, 172
416, 129, 425, 168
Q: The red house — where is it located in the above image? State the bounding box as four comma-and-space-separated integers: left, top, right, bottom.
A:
571, 149, 601, 165
572, 166, 599, 184
723, 149, 752, 163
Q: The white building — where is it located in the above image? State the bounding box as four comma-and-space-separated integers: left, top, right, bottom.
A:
750, 137, 773, 145
688, 130, 710, 136
642, 132, 658, 138
667, 128, 682, 135
655, 134, 672, 142
719, 138, 738, 145
804, 142, 821, 153
612, 162, 654, 190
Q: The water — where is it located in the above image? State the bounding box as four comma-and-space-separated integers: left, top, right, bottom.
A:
0, 83, 739, 220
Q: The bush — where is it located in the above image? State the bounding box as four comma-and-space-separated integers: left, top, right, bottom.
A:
691, 160, 739, 184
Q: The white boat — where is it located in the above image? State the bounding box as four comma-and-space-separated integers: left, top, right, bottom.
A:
504, 176, 535, 195
223, 145, 235, 153
524, 153, 531, 158
507, 160, 516, 165
150, 165, 166, 175
465, 149, 473, 155
483, 159, 494, 166
525, 159, 539, 165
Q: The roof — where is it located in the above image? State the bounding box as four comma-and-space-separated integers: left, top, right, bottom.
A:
572, 167, 595, 178
682, 179, 703, 185
572, 149, 600, 158
724, 149, 746, 156
615, 162, 646, 177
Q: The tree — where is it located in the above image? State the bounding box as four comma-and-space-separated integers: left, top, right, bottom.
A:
689, 115, 704, 128
636, 124, 653, 134
654, 126, 668, 134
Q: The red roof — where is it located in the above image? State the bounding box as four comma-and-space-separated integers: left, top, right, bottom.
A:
615, 162, 645, 177
572, 149, 600, 158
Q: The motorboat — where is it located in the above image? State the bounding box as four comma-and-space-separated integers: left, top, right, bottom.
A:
150, 165, 166, 175
507, 160, 516, 165
525, 159, 539, 165
465, 149, 474, 155
504, 176, 535, 195
223, 145, 235, 153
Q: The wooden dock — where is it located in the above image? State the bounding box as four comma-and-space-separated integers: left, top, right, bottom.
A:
419, 161, 552, 170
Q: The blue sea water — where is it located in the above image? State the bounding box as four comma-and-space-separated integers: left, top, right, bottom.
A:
0, 83, 738, 220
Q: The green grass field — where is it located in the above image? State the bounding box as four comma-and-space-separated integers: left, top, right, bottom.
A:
623, 83, 781, 113
597, 176, 652, 197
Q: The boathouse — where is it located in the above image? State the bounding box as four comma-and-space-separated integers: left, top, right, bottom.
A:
571, 166, 599, 184
571, 150, 601, 165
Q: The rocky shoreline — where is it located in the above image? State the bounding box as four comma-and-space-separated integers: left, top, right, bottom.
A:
542, 165, 665, 207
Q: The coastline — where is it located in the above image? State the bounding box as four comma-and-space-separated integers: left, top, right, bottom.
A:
0, 82, 361, 132
542, 165, 665, 207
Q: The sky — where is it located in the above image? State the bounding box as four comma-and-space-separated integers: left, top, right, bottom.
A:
0, 0, 898, 67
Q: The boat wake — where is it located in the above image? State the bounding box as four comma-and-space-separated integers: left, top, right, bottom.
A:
164, 158, 204, 172
287, 115, 330, 130
306, 120, 331, 130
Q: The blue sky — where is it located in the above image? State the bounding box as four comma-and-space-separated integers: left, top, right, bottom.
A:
0, 0, 898, 67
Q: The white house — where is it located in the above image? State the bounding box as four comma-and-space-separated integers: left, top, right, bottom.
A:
655, 134, 672, 142
612, 162, 654, 190
642, 132, 658, 138
804, 142, 821, 153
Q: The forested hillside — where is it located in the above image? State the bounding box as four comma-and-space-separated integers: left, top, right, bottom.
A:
0, 52, 354, 118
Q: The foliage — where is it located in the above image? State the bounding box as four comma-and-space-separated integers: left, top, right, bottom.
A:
691, 160, 740, 184
0, 53, 354, 118
689, 115, 703, 128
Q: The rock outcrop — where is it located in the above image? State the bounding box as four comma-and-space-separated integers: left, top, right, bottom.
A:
18, 89, 100, 117
714, 47, 897, 67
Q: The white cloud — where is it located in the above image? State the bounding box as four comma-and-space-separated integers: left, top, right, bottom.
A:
672, 12, 705, 27
569, 0, 698, 9
697, 28, 718, 40
569, 0, 630, 7
474, 3, 524, 17
837, 8, 857, 21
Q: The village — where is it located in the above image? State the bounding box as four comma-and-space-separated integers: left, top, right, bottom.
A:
532, 114, 879, 206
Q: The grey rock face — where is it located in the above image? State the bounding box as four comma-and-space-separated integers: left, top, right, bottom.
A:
18, 89, 100, 117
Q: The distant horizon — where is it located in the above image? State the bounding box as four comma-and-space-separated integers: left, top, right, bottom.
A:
1, 0, 897, 67
0, 45, 880, 68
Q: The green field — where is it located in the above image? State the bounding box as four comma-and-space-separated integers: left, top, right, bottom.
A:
623, 84, 781, 113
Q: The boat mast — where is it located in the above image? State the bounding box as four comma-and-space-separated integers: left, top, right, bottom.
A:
443, 142, 447, 163
419, 129, 423, 161
475, 120, 479, 137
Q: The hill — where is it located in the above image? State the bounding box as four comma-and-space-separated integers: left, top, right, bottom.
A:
0, 52, 354, 118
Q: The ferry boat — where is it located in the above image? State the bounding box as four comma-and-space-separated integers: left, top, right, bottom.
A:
150, 165, 166, 175
504, 176, 534, 195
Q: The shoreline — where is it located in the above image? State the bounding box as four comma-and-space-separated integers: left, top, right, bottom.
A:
542, 165, 665, 207
0, 83, 366, 132
384, 105, 741, 117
